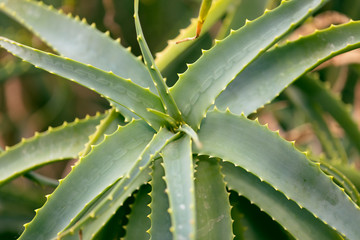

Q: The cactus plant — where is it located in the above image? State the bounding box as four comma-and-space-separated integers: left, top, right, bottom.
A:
0, 0, 360, 239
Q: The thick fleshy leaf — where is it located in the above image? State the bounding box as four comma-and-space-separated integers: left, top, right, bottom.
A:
170, 0, 326, 129
59, 128, 178, 239
229, 192, 292, 240
0, 0, 156, 120
80, 109, 124, 157
62, 167, 151, 240
92, 198, 130, 240
0, 113, 104, 186
0, 37, 165, 129
195, 156, 232, 240
0, 0, 154, 91
18, 120, 155, 240
319, 162, 360, 206
216, 20, 360, 115
333, 164, 360, 191
149, 159, 172, 240
124, 184, 151, 240
162, 135, 195, 240
134, 0, 182, 122
222, 161, 343, 240
194, 110, 360, 239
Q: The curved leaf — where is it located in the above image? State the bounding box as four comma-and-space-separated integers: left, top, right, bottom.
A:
195, 156, 232, 240
80, 108, 123, 157
194, 110, 360, 239
0, 37, 165, 129
319, 162, 360, 206
0, 0, 155, 91
333, 164, 360, 191
162, 135, 195, 240
0, 0, 156, 120
170, 0, 327, 129
149, 159, 172, 240
18, 120, 155, 240
229, 192, 292, 240
222, 161, 343, 240
216, 20, 360, 115
124, 184, 151, 240
59, 128, 178, 239
0, 113, 104, 186
134, 0, 181, 122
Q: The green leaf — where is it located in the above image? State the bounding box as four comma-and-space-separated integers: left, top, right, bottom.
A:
80, 108, 124, 157
216, 20, 360, 116
149, 159, 172, 240
170, 0, 327, 129
23, 172, 59, 188
59, 128, 178, 239
147, 108, 178, 129
62, 178, 122, 232
332, 164, 360, 191
194, 156, 232, 240
64, 167, 152, 240
92, 197, 131, 240
134, 0, 182, 122
194, 110, 360, 239
0, 0, 155, 91
0, 113, 104, 186
222, 161, 343, 240
216, 0, 268, 40
178, 124, 202, 149
0, 37, 165, 129
155, 0, 233, 72
319, 162, 360, 206
124, 184, 151, 240
0, 0, 157, 121
229, 192, 292, 240
18, 120, 155, 240
162, 135, 195, 240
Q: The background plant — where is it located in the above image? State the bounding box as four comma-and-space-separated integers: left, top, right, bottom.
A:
0, 0, 360, 239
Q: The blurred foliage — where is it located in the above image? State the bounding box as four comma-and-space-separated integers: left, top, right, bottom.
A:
0, 0, 360, 238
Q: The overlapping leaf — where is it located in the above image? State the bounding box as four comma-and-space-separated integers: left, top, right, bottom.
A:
222, 161, 343, 240
0, 37, 165, 129
195, 156, 232, 240
0, 0, 156, 120
216, 20, 360, 115
0, 0, 154, 90
0, 113, 104, 186
162, 135, 195, 240
59, 128, 178, 239
194, 110, 360, 239
18, 120, 155, 240
171, 0, 326, 128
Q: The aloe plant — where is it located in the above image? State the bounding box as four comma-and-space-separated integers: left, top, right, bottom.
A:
0, 0, 360, 239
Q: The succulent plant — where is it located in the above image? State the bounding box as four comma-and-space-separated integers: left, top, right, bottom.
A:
0, 0, 360, 239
